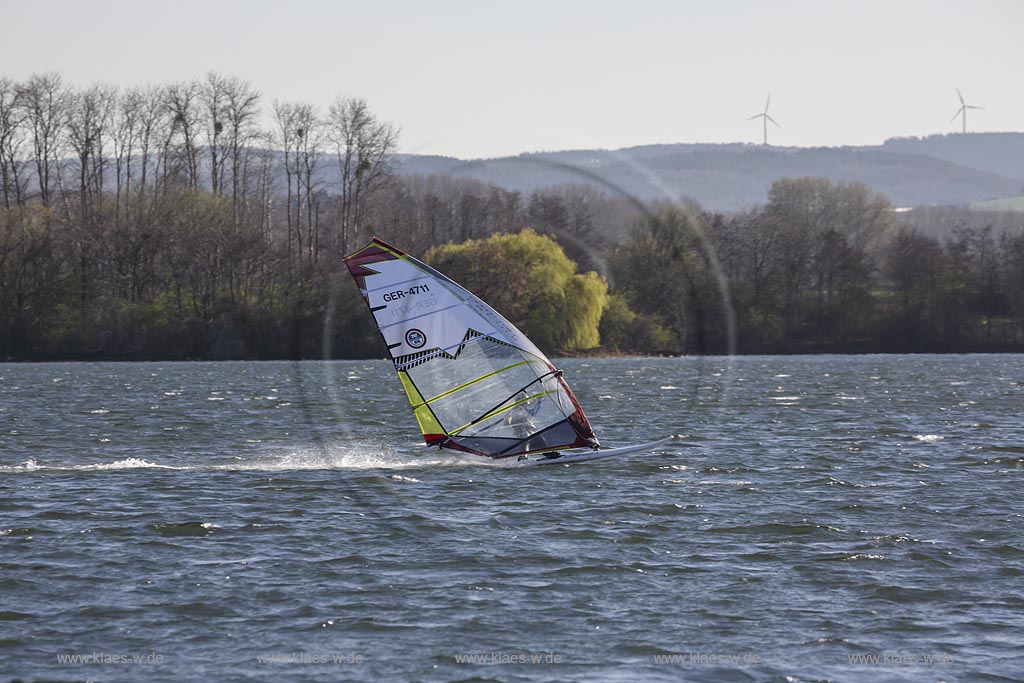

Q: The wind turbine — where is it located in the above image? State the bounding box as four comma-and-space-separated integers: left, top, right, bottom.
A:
951, 87, 983, 134
747, 95, 780, 145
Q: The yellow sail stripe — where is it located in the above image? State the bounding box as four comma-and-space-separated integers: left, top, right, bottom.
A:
397, 371, 445, 437
448, 390, 551, 437
410, 361, 529, 409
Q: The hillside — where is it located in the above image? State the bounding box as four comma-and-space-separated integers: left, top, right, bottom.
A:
878, 132, 1024, 181
391, 137, 1024, 212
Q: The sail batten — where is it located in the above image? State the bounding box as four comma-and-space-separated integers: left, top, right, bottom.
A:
343, 237, 599, 459
378, 302, 466, 331
414, 361, 529, 408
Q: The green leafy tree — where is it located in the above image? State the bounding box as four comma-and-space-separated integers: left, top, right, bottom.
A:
425, 229, 608, 352
598, 291, 674, 353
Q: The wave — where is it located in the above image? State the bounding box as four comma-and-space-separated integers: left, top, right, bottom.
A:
0, 443, 482, 474
0, 457, 183, 472
231, 443, 475, 471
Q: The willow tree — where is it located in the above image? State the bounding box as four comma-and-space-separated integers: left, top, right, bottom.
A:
425, 229, 608, 352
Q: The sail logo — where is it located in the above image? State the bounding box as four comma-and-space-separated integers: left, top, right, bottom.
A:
405, 328, 427, 348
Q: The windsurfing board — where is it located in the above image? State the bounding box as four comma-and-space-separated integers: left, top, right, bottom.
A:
510, 436, 676, 467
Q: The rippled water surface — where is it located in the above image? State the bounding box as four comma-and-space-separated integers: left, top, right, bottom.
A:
2, 356, 1023, 682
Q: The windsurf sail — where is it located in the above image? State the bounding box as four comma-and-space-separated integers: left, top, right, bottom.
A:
344, 237, 599, 459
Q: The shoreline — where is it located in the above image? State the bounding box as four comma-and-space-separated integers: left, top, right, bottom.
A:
4, 347, 1024, 363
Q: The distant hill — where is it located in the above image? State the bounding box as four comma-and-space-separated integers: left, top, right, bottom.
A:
878, 132, 1024, 182
390, 136, 1024, 212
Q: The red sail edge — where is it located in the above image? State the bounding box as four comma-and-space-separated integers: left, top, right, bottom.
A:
343, 238, 405, 290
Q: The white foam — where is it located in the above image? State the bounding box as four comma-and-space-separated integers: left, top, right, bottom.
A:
0, 442, 504, 474
0, 457, 182, 473
913, 434, 944, 443
224, 443, 473, 471
77, 458, 179, 470
0, 459, 40, 472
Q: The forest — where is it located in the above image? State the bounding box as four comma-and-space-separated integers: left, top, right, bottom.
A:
2, 72, 1024, 360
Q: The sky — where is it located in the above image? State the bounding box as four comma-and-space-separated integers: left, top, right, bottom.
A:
2, 0, 1021, 159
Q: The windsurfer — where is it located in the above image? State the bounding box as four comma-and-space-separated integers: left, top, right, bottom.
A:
506, 391, 536, 438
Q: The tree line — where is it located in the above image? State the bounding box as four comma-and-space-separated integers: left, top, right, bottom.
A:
1, 71, 1023, 360
0, 72, 400, 359
614, 181, 1024, 354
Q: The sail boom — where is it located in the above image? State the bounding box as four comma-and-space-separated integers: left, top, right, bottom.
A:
413, 361, 529, 409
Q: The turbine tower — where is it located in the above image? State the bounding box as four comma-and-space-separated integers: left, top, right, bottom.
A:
747, 95, 780, 145
951, 87, 983, 134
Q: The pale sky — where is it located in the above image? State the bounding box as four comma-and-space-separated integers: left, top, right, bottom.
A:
2, 0, 1021, 159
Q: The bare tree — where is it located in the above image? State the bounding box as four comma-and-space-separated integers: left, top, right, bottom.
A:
202, 72, 229, 196
17, 73, 69, 207
249, 129, 277, 244
221, 76, 260, 218
62, 84, 116, 309
326, 96, 398, 254
0, 78, 29, 208
275, 101, 324, 270
65, 83, 116, 217
111, 87, 142, 221
135, 85, 166, 205
164, 80, 202, 190
203, 73, 261, 219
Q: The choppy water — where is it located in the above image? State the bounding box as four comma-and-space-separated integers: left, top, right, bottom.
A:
2, 356, 1023, 682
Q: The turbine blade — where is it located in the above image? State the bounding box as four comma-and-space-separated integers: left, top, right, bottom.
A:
951, 109, 962, 123
967, 105, 984, 110
747, 114, 763, 120
767, 115, 781, 127
765, 94, 771, 112
956, 87, 965, 105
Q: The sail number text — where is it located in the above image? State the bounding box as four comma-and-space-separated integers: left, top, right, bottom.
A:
383, 284, 431, 302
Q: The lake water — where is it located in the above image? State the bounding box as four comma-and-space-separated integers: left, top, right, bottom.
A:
2, 356, 1022, 682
